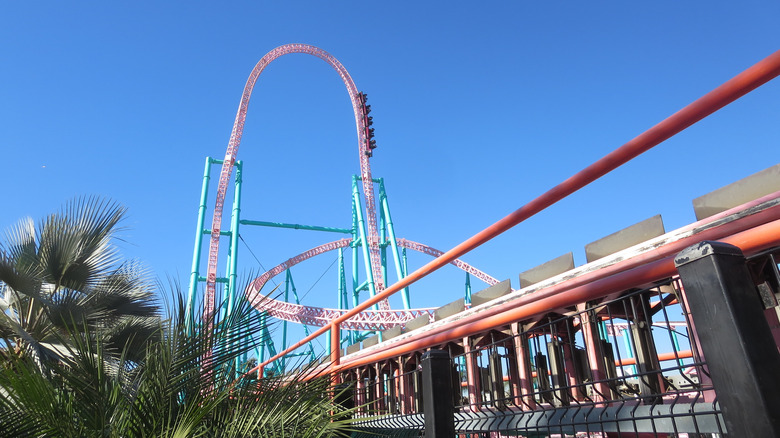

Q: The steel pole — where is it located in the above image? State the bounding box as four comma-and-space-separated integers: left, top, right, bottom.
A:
380, 180, 411, 309
186, 157, 213, 335
228, 161, 242, 308
352, 180, 378, 309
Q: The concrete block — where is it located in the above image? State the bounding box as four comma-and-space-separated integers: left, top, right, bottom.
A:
693, 163, 780, 221
382, 325, 402, 340
585, 215, 665, 263
404, 314, 430, 332
362, 335, 379, 348
471, 279, 512, 306
433, 297, 465, 321
346, 342, 360, 355
519, 253, 575, 288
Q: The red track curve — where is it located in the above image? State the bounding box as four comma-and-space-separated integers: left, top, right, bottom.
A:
205, 44, 387, 325
245, 238, 501, 330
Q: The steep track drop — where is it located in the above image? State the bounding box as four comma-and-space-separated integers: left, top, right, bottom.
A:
205, 44, 387, 325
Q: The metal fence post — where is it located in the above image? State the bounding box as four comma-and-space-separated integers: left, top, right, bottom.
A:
421, 349, 455, 437
674, 240, 780, 437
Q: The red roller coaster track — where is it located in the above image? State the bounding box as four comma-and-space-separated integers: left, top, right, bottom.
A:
245, 238, 500, 330
205, 44, 388, 325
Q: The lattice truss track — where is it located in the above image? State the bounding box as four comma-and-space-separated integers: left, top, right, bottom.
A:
246, 238, 500, 330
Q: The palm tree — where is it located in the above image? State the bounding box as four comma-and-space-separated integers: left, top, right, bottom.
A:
0, 286, 357, 437
0, 197, 159, 368
0, 198, 357, 437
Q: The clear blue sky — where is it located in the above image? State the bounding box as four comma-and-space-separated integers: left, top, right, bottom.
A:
2, 2, 779, 352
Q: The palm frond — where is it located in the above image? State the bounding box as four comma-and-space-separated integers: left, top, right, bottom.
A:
36, 196, 126, 292
0, 249, 44, 302
1, 258, 356, 436
0, 217, 38, 272
0, 351, 70, 437
88, 260, 159, 317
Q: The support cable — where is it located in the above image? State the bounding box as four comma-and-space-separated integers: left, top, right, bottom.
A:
239, 234, 280, 289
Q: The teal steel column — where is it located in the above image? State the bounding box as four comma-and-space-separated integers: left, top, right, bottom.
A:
286, 271, 316, 363
222, 161, 243, 375
338, 247, 347, 312
351, 176, 360, 309
379, 179, 410, 309
598, 321, 608, 340
351, 246, 360, 306
378, 190, 388, 289
226, 161, 242, 314
338, 247, 353, 345
352, 177, 378, 309
257, 313, 266, 373
380, 224, 388, 289
464, 273, 472, 305
259, 316, 280, 374
282, 269, 293, 370
337, 257, 344, 312
239, 220, 351, 234
402, 248, 408, 289
670, 329, 684, 367
187, 157, 214, 335
621, 328, 636, 374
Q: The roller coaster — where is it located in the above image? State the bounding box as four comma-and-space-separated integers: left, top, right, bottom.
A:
187, 45, 780, 436
185, 44, 501, 362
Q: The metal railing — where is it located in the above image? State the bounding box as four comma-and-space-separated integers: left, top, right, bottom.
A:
449, 281, 725, 436
350, 246, 780, 436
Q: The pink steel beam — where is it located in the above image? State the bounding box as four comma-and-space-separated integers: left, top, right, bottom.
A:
249, 301, 431, 331
251, 49, 780, 376
396, 238, 500, 286
244, 238, 500, 329
205, 44, 387, 327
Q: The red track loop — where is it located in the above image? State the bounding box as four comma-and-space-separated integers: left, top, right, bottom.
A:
245, 238, 501, 330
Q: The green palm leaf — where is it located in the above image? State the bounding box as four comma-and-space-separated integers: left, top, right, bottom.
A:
1, 199, 358, 437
